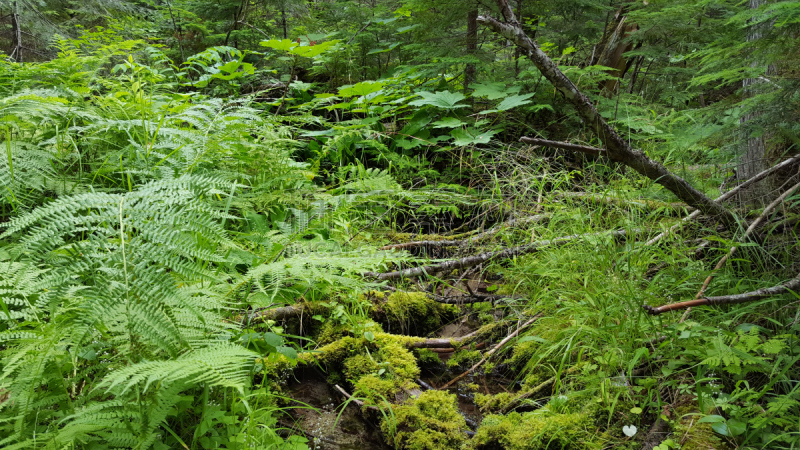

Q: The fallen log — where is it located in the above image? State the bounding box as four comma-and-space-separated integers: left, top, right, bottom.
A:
431, 293, 523, 305
478, 1, 738, 228
646, 154, 800, 246
519, 137, 606, 157
366, 229, 634, 281
379, 214, 549, 251
643, 273, 800, 315
412, 329, 481, 349
440, 314, 542, 390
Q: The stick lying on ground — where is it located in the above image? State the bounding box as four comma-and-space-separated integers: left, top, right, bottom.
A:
333, 384, 380, 412
644, 273, 800, 315
645, 181, 800, 315
366, 229, 634, 281
440, 314, 542, 390
646, 154, 800, 246
519, 137, 606, 157
379, 214, 549, 251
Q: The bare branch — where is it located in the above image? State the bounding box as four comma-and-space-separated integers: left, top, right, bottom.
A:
519, 137, 606, 157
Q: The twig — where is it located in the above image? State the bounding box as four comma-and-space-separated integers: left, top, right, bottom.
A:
644, 273, 800, 315
439, 314, 542, 390
645, 181, 800, 316
365, 229, 635, 281
237, 21, 270, 39
646, 154, 800, 246
346, 21, 372, 45
519, 137, 607, 157
333, 385, 380, 412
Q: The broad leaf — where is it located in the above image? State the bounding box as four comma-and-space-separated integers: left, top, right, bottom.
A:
471, 82, 520, 99
496, 93, 535, 111
339, 81, 385, 97
432, 117, 466, 128
409, 91, 468, 110
450, 128, 497, 146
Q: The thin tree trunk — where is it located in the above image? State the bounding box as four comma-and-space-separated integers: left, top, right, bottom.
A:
165, 0, 185, 62
282, 8, 288, 39
737, 0, 771, 208
478, 1, 738, 228
11, 1, 22, 62
465, 6, 478, 91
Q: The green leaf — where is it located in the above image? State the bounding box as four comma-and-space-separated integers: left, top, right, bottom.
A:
450, 127, 497, 146
277, 346, 298, 360
471, 82, 520, 99
409, 91, 468, 110
367, 42, 400, 55
727, 419, 746, 436
364, 331, 375, 342
432, 117, 466, 128
496, 93, 535, 111
630, 407, 643, 415
518, 335, 548, 344
262, 332, 283, 348
698, 415, 726, 424
260, 39, 297, 52
396, 24, 420, 34
339, 81, 385, 97
291, 40, 338, 58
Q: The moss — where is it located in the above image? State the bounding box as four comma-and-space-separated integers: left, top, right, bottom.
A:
381, 292, 454, 335
672, 407, 728, 450
414, 348, 441, 366
376, 336, 421, 382
354, 374, 399, 405
475, 392, 514, 413
343, 353, 380, 381
382, 390, 468, 450
299, 336, 365, 367
315, 321, 344, 346
473, 409, 608, 450
446, 348, 482, 369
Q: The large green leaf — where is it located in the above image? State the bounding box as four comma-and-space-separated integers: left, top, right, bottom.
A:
409, 91, 468, 110
471, 82, 520, 99
496, 93, 535, 111
338, 81, 385, 97
260, 39, 297, 52
450, 128, 497, 146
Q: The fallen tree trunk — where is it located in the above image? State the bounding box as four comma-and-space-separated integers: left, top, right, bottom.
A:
646, 154, 800, 246
479, 1, 738, 228
643, 273, 800, 315
520, 137, 606, 157
380, 214, 549, 251
366, 229, 634, 281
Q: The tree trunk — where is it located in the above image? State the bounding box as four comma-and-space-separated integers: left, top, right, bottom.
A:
737, 0, 771, 208
282, 7, 288, 39
465, 6, 478, 91
478, 1, 738, 228
11, 1, 22, 62
593, 6, 639, 93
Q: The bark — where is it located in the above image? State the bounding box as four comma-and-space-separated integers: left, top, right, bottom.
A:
645, 154, 800, 246
519, 137, 606, 157
465, 6, 478, 90
644, 274, 800, 315
11, 1, 22, 62
365, 229, 634, 281
593, 6, 640, 92
737, 0, 772, 208
478, 2, 737, 228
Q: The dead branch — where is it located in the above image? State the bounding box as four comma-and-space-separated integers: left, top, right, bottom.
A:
644, 273, 800, 315
558, 192, 694, 215
411, 329, 481, 349
366, 229, 634, 281
333, 384, 380, 412
499, 375, 556, 413
431, 293, 523, 305
519, 137, 606, 157
479, 2, 737, 228
646, 154, 800, 246
439, 314, 542, 390
379, 214, 549, 251
670, 180, 800, 320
